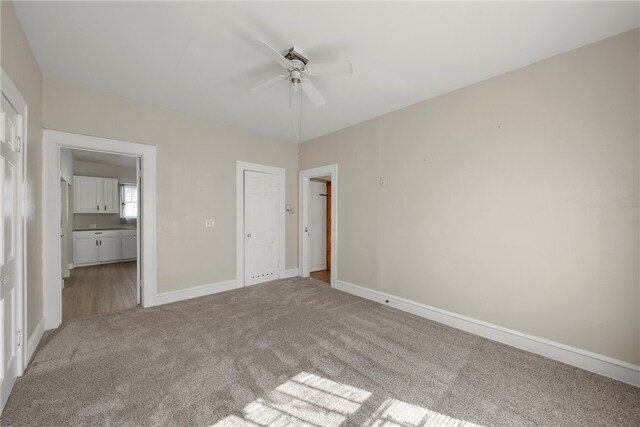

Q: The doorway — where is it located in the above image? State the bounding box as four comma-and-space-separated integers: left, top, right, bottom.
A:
236, 161, 286, 287
42, 130, 157, 331
59, 148, 140, 320
300, 164, 338, 287
308, 177, 331, 284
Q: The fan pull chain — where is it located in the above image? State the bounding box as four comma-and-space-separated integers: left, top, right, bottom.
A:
298, 87, 304, 144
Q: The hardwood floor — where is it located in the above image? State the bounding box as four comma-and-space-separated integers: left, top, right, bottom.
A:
310, 269, 330, 284
62, 261, 137, 321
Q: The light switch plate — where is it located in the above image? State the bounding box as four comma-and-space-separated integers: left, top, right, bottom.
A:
205, 219, 215, 228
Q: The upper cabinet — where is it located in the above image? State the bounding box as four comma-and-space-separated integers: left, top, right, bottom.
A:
74, 176, 119, 213
103, 179, 119, 213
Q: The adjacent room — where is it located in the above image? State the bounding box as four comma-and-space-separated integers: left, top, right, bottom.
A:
60, 148, 140, 321
1, 1, 638, 426
308, 176, 331, 284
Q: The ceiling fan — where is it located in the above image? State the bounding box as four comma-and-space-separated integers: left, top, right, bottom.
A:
250, 41, 353, 107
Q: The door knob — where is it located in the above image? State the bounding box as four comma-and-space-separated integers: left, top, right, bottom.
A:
246, 234, 251, 238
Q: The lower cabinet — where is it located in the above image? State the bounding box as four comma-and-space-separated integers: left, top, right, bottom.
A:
99, 235, 122, 262
121, 230, 137, 260
73, 236, 100, 265
73, 230, 136, 266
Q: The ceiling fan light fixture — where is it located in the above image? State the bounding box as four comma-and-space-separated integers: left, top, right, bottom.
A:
290, 70, 302, 91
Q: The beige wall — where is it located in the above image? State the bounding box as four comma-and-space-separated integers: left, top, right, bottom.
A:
300, 29, 640, 365
73, 160, 137, 230
4, 0, 638, 367
43, 77, 299, 293
75, 160, 137, 182
1, 1, 44, 337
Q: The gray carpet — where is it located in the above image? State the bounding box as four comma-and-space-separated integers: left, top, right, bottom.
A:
2, 277, 639, 426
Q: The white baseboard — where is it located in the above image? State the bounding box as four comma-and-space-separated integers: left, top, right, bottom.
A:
155, 280, 237, 306
27, 317, 45, 364
310, 263, 327, 272
336, 280, 640, 387
282, 268, 299, 279
155, 270, 300, 306
68, 263, 74, 270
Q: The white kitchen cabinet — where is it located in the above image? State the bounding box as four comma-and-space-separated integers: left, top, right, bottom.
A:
73, 235, 100, 265
103, 179, 119, 213
99, 236, 122, 262
74, 176, 119, 213
121, 230, 137, 260
74, 176, 101, 213
73, 230, 134, 266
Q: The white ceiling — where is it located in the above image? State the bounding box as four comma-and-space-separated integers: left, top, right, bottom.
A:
14, 1, 639, 143
70, 149, 137, 168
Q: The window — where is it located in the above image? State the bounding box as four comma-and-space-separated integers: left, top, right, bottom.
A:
120, 183, 138, 219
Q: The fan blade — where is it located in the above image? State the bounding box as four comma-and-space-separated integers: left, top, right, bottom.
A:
251, 41, 292, 69
301, 79, 326, 107
305, 60, 353, 76
251, 74, 288, 93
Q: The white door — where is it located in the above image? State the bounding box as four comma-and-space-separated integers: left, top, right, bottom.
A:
103, 178, 119, 213
98, 236, 121, 262
309, 181, 327, 272
244, 171, 279, 286
60, 180, 70, 279
0, 92, 23, 410
74, 176, 100, 213
136, 157, 141, 304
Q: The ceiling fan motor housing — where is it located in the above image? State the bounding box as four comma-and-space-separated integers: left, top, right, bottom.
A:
285, 47, 309, 64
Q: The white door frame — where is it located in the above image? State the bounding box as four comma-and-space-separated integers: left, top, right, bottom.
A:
42, 130, 157, 330
1, 69, 28, 373
299, 164, 338, 287
236, 161, 285, 287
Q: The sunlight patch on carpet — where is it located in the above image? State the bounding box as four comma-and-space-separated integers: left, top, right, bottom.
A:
212, 372, 481, 427
212, 372, 371, 426
363, 398, 481, 427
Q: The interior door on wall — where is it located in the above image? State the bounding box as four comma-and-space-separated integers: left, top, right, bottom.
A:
244, 170, 279, 286
60, 179, 70, 279
309, 181, 327, 272
0, 92, 22, 410
136, 157, 141, 305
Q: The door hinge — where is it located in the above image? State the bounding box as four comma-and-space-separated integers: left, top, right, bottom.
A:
17, 329, 23, 347
16, 136, 22, 153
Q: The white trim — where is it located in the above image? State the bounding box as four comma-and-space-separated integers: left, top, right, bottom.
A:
0, 70, 27, 115
236, 161, 286, 287
282, 268, 299, 279
26, 318, 44, 363
155, 280, 237, 306
336, 280, 640, 387
68, 263, 74, 270
299, 164, 338, 288
43, 130, 157, 330
1, 69, 28, 375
